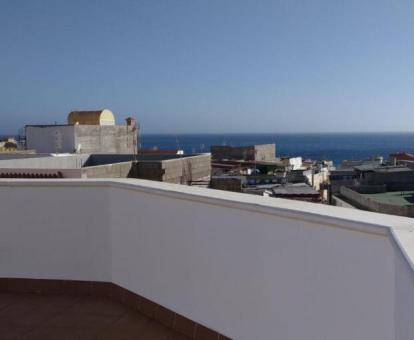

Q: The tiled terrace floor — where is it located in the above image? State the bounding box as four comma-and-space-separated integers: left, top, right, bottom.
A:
0, 292, 191, 340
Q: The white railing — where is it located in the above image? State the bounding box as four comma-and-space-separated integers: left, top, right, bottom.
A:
0, 179, 414, 340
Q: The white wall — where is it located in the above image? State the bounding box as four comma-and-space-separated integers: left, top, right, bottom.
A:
26, 125, 75, 153
0, 154, 89, 169
1, 179, 414, 339
0, 184, 111, 281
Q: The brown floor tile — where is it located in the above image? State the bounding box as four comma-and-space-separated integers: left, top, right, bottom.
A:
154, 305, 175, 328
61, 280, 93, 296
21, 326, 103, 340
91, 281, 111, 297
123, 289, 141, 311
0, 292, 213, 340
138, 320, 177, 340
35, 279, 64, 295
166, 334, 192, 340
98, 311, 150, 339
0, 326, 27, 340
47, 309, 120, 329
66, 296, 127, 317
109, 283, 125, 303
0, 278, 8, 292
0, 293, 18, 310
219, 336, 232, 340
0, 295, 77, 329
174, 313, 196, 338
139, 296, 158, 318
194, 324, 220, 340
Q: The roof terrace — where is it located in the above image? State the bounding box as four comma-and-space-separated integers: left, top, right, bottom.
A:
1, 179, 414, 339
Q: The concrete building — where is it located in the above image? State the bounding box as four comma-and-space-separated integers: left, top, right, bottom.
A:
0, 152, 211, 184
25, 109, 138, 154
339, 186, 414, 218
280, 156, 303, 170
0, 137, 17, 151
210, 174, 285, 193
210, 177, 243, 192
269, 183, 321, 202
357, 166, 414, 191
338, 157, 384, 170
211, 144, 276, 162
2, 178, 414, 339
330, 165, 414, 217
134, 153, 211, 184
390, 152, 414, 163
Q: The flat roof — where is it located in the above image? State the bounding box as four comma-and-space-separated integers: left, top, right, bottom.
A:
373, 167, 413, 173
364, 191, 414, 206
25, 124, 72, 127
272, 184, 319, 196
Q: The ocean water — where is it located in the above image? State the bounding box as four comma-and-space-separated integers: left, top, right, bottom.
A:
141, 133, 414, 166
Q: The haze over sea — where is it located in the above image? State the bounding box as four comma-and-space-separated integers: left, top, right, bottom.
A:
141, 132, 414, 166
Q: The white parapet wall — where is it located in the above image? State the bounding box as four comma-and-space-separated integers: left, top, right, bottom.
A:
0, 179, 414, 339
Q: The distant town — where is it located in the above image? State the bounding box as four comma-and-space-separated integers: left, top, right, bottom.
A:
1, 108, 414, 218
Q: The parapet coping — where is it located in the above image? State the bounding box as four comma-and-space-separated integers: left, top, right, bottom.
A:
1, 178, 414, 269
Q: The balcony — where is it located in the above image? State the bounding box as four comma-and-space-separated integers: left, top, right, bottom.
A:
1, 179, 414, 339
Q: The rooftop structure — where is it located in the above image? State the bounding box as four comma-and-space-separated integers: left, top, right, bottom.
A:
364, 191, 414, 206
67, 109, 116, 126
1, 178, 414, 339
25, 109, 138, 154
270, 183, 321, 202
390, 152, 414, 162
211, 144, 276, 162
0, 153, 211, 184
338, 157, 384, 170
339, 186, 414, 217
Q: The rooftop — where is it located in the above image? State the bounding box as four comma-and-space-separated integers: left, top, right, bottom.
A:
372, 167, 413, 173
272, 183, 320, 196
1, 178, 414, 339
364, 191, 414, 206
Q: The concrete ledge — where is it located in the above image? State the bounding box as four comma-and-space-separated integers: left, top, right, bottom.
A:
1, 178, 414, 264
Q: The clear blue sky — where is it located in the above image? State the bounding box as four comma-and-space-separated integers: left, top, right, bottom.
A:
0, 0, 413, 134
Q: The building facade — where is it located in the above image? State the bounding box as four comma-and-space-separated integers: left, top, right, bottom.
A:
25, 110, 138, 154
211, 144, 276, 162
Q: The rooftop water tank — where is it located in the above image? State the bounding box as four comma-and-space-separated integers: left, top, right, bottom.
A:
67, 109, 115, 126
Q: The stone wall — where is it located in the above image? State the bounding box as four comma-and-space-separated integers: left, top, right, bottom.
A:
74, 125, 137, 154
0, 154, 89, 169
361, 171, 414, 191
254, 144, 276, 161
81, 162, 133, 178
331, 195, 357, 209
211, 144, 275, 161
210, 177, 242, 192
135, 154, 211, 184
340, 186, 414, 217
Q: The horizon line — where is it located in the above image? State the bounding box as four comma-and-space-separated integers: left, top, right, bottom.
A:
2, 130, 414, 136
138, 131, 414, 135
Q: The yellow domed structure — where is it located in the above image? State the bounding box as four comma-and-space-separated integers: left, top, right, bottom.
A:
67, 109, 115, 126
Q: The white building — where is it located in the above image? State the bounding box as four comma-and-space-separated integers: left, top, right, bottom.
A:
25, 110, 138, 154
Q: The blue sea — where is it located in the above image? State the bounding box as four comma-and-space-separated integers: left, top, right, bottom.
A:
140, 133, 414, 166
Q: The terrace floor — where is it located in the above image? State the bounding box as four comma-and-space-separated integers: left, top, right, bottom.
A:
0, 292, 190, 340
